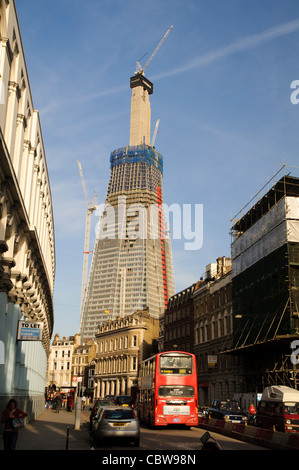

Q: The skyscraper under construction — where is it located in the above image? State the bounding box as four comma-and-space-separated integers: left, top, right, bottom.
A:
80, 41, 175, 340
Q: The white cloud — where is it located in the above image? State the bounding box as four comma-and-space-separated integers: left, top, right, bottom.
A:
154, 19, 299, 80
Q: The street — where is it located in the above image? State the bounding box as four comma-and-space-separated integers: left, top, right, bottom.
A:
93, 424, 266, 451
14, 407, 267, 451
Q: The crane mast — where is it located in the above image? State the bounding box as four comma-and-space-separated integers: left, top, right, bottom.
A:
151, 118, 160, 147
77, 160, 98, 333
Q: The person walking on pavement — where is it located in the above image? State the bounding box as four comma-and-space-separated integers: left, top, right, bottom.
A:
81, 396, 86, 410
1, 399, 27, 450
55, 395, 62, 413
249, 403, 256, 415
67, 395, 73, 412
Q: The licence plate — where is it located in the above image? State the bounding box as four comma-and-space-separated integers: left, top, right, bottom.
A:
112, 423, 126, 427
173, 418, 180, 423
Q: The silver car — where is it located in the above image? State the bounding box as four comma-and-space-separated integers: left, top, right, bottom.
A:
93, 406, 140, 447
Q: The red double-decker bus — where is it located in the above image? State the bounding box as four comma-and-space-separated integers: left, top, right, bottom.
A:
137, 351, 198, 427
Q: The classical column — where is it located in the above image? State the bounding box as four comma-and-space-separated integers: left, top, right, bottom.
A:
4, 81, 19, 155
116, 378, 120, 395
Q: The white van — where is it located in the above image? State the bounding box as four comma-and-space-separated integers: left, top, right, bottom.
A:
256, 385, 299, 433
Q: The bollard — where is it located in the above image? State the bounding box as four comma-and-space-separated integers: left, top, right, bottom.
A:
66, 426, 69, 450
75, 397, 81, 430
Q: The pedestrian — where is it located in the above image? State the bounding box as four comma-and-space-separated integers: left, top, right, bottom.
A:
55, 395, 61, 413
249, 403, 256, 415
67, 395, 73, 412
1, 399, 27, 450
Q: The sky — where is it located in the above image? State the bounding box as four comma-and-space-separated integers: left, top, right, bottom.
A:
15, 0, 299, 339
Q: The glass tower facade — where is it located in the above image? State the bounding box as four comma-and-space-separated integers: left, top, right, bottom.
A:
80, 74, 175, 340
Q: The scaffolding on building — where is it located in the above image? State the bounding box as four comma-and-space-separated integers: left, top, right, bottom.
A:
225, 167, 299, 390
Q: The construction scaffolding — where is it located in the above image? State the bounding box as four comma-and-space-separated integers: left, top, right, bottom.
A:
226, 169, 299, 390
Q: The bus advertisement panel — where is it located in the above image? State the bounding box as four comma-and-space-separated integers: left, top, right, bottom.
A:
137, 351, 198, 427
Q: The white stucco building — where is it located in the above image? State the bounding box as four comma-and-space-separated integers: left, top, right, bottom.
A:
0, 1, 55, 421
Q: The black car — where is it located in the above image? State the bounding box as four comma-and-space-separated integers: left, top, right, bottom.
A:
208, 399, 247, 424
114, 395, 134, 408
198, 405, 209, 418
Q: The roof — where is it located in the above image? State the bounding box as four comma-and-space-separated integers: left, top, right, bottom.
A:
231, 175, 299, 235
261, 385, 299, 402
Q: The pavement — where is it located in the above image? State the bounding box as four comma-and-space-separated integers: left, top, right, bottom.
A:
0, 406, 93, 451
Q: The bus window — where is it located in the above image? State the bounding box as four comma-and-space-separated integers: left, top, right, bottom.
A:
159, 355, 192, 374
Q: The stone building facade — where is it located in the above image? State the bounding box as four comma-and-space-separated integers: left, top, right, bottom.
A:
94, 308, 159, 401
193, 257, 243, 405
162, 283, 197, 353
0, 1, 55, 420
72, 339, 96, 397
46, 334, 81, 391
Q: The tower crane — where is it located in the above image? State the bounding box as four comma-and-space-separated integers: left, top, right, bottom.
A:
135, 25, 173, 76
77, 160, 98, 332
151, 118, 160, 147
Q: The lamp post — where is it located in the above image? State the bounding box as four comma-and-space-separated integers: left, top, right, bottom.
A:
75, 377, 82, 430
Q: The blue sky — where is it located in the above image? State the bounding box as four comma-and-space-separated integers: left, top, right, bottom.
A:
15, 0, 299, 338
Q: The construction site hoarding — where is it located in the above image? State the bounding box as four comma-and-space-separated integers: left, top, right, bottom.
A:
231, 196, 299, 278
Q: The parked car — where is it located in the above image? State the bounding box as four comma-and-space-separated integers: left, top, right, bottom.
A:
114, 395, 134, 408
256, 385, 299, 433
105, 395, 116, 401
93, 406, 140, 447
89, 398, 115, 429
198, 405, 209, 418
209, 399, 247, 424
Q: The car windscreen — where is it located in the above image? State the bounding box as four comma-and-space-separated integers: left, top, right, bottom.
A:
115, 396, 132, 405
219, 401, 241, 411
103, 409, 134, 419
284, 402, 299, 414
